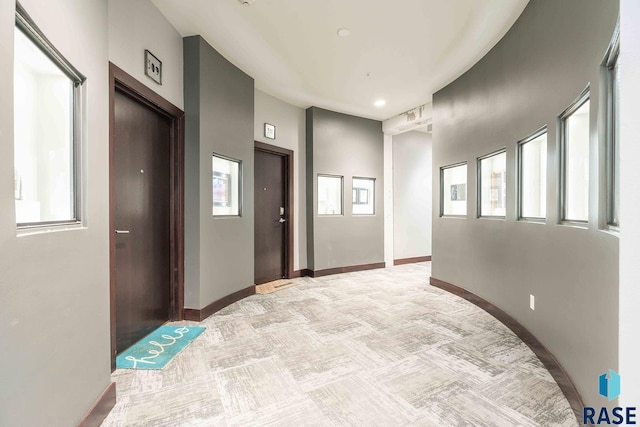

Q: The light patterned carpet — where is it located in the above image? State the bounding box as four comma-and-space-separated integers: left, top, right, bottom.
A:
102, 262, 576, 426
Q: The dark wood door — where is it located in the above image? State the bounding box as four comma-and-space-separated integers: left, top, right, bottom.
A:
113, 89, 171, 353
254, 149, 286, 284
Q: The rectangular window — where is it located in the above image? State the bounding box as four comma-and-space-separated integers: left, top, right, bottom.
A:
352, 177, 375, 215
440, 163, 467, 216
14, 4, 85, 227
560, 89, 590, 223
604, 29, 620, 228
212, 153, 242, 216
478, 150, 507, 218
518, 129, 547, 220
317, 175, 343, 215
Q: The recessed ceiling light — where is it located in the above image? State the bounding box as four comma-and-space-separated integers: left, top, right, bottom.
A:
374, 99, 386, 107
337, 28, 351, 37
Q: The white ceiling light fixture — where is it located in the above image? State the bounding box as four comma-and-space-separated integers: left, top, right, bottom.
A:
374, 99, 386, 107
337, 28, 351, 37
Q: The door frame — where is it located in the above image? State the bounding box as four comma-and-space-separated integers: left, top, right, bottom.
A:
254, 141, 294, 280
108, 62, 185, 370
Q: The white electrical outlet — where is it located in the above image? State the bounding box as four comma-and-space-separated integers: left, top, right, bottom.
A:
530, 294, 535, 311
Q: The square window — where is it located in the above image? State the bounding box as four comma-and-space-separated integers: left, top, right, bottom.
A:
317, 175, 343, 215
14, 6, 85, 227
440, 163, 467, 216
478, 151, 507, 218
560, 91, 590, 223
518, 130, 547, 220
212, 154, 242, 216
352, 177, 375, 215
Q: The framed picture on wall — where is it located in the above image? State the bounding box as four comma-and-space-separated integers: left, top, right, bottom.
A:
450, 183, 466, 201
144, 50, 162, 85
264, 123, 276, 140
212, 172, 231, 207
491, 171, 505, 209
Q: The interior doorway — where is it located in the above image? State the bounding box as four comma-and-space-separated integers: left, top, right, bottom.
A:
108, 63, 185, 370
254, 141, 294, 284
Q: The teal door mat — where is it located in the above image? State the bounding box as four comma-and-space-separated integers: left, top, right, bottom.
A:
116, 326, 206, 370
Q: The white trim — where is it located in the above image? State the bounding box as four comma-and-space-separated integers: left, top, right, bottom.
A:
383, 134, 394, 267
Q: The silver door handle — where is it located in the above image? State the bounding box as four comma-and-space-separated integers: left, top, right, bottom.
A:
278, 218, 286, 223
115, 230, 130, 234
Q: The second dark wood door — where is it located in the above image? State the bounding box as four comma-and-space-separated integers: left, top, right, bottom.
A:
254, 149, 286, 284
113, 89, 171, 353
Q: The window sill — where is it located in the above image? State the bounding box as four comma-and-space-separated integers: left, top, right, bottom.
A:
518, 218, 546, 224
17, 222, 84, 237
558, 221, 588, 230
600, 226, 620, 237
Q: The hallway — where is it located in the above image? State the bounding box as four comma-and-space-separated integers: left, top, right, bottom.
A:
102, 263, 575, 426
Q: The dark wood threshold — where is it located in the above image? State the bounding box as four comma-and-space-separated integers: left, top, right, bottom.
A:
394, 256, 431, 266
78, 382, 116, 427
292, 269, 313, 278
309, 262, 385, 278
184, 285, 256, 322
429, 277, 584, 423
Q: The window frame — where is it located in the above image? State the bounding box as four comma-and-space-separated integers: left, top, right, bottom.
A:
439, 162, 467, 218
517, 127, 547, 222
351, 176, 375, 216
211, 152, 243, 217
477, 149, 507, 219
14, 2, 86, 229
317, 174, 344, 216
558, 86, 590, 225
603, 24, 620, 231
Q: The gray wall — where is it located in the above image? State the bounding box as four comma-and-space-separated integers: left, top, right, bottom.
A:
0, 0, 112, 425
254, 89, 307, 270
306, 107, 384, 271
432, 0, 619, 406
184, 36, 255, 309
108, 0, 183, 109
393, 131, 432, 260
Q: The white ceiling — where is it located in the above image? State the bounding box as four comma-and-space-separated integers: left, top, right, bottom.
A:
152, 0, 528, 121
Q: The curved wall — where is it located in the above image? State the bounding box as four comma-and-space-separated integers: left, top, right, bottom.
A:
432, 0, 618, 406
183, 36, 255, 310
